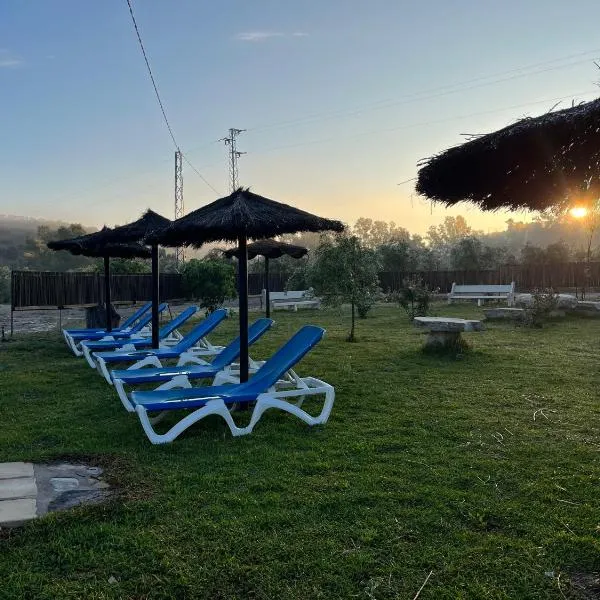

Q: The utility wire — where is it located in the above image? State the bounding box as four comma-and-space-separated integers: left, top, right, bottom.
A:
124, 0, 219, 193
245, 49, 600, 135
125, 0, 178, 149
181, 153, 220, 194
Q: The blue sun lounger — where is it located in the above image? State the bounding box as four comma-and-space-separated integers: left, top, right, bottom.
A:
64, 303, 168, 356
82, 306, 198, 368
111, 317, 274, 410
93, 309, 230, 384
130, 325, 335, 444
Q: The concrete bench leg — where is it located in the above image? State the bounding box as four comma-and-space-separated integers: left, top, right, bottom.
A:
424, 331, 463, 350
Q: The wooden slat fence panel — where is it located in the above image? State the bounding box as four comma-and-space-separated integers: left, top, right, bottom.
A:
11, 271, 184, 309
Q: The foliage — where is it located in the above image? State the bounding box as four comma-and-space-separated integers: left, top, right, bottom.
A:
308, 233, 380, 341
352, 217, 411, 248
522, 288, 558, 328
181, 258, 236, 313
395, 276, 431, 320
1, 306, 600, 598
0, 265, 10, 303
88, 258, 151, 274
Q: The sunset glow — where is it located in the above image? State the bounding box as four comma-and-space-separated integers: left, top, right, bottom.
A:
570, 206, 588, 219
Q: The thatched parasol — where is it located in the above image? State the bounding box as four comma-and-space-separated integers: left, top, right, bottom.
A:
416, 97, 600, 212
98, 210, 172, 348
224, 239, 308, 318
48, 229, 151, 331
148, 188, 344, 381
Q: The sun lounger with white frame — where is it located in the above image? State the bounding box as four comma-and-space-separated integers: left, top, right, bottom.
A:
129, 325, 334, 444
111, 317, 274, 410
92, 309, 229, 384
81, 306, 199, 367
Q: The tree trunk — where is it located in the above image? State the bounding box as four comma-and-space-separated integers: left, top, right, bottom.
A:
348, 299, 356, 342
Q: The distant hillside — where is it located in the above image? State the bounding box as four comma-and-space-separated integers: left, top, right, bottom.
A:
0, 215, 93, 247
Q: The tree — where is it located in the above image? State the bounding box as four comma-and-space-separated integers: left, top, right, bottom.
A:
520, 243, 546, 266
308, 234, 380, 342
353, 218, 410, 248
544, 241, 570, 264
181, 258, 237, 313
0, 266, 10, 304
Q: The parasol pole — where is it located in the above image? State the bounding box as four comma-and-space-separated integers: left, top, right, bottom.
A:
238, 234, 249, 382
103, 256, 112, 332
264, 256, 271, 318
151, 244, 160, 349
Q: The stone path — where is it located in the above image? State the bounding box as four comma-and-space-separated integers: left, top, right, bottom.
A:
0, 462, 110, 527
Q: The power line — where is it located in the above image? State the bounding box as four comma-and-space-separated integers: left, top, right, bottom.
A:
244, 48, 600, 135
181, 153, 220, 194
125, 0, 178, 149
124, 0, 219, 195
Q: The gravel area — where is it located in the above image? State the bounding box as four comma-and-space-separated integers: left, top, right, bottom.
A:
0, 297, 265, 336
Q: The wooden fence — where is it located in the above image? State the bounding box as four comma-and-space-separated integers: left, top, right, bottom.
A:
11, 271, 184, 310
10, 262, 600, 311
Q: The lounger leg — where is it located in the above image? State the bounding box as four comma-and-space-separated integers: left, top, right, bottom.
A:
155, 375, 192, 391
113, 378, 136, 412
82, 345, 98, 369
136, 399, 249, 444
245, 385, 335, 434
98, 358, 114, 385
128, 356, 164, 370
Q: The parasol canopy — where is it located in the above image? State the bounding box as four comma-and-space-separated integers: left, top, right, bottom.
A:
416, 97, 600, 212
224, 239, 309, 318
95, 209, 171, 348
223, 238, 308, 261
47, 229, 151, 331
149, 188, 344, 381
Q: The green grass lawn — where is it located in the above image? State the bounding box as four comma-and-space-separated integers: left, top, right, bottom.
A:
0, 304, 599, 599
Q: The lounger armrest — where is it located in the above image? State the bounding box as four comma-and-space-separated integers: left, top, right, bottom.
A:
176, 353, 212, 367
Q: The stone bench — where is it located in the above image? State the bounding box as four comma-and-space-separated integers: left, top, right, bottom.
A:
483, 307, 525, 321
414, 316, 483, 350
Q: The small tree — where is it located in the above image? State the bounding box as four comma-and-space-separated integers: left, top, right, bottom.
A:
396, 276, 431, 321
308, 234, 380, 342
181, 258, 237, 313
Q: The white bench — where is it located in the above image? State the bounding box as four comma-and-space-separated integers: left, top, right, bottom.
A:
448, 282, 515, 307
261, 289, 321, 312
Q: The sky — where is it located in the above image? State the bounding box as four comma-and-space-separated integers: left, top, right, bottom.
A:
2, 0, 600, 235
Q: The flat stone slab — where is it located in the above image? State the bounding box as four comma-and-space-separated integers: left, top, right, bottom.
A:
0, 462, 34, 480
414, 317, 483, 332
0, 462, 111, 528
0, 478, 37, 500
0, 498, 37, 526
484, 307, 525, 320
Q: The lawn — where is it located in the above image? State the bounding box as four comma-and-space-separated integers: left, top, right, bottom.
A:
0, 303, 599, 599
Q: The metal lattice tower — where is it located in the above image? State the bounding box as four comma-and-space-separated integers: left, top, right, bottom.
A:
221, 128, 246, 191
174, 149, 184, 265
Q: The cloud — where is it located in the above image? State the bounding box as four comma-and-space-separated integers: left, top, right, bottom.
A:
234, 31, 309, 42
0, 50, 23, 68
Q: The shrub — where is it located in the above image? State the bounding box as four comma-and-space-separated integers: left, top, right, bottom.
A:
181, 259, 237, 313
522, 288, 558, 328
396, 276, 431, 321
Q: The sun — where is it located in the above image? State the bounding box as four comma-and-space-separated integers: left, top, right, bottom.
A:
570, 206, 588, 219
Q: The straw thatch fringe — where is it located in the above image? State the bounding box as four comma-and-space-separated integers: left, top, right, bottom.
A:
416, 97, 600, 211
148, 188, 344, 247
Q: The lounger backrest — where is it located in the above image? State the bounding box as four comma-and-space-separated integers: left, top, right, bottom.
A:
172, 309, 228, 352
158, 306, 198, 339
130, 303, 168, 333
240, 325, 325, 394
120, 302, 152, 329
211, 318, 274, 369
